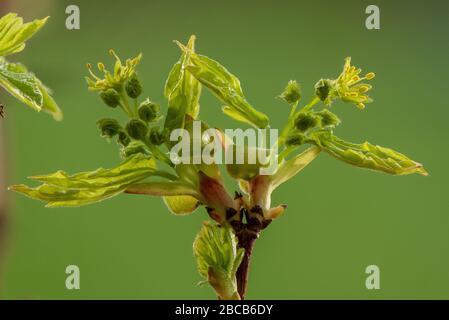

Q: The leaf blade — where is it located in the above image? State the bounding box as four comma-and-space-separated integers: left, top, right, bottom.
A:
0, 58, 62, 119
10, 154, 158, 207
0, 14, 48, 56
176, 41, 269, 129
164, 35, 202, 132
313, 131, 428, 176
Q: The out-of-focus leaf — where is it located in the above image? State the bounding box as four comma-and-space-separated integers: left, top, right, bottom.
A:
0, 58, 42, 111
313, 131, 428, 176
176, 41, 269, 129
0, 13, 48, 56
164, 35, 202, 133
193, 221, 243, 300
0, 58, 62, 120
9, 154, 158, 207
37, 81, 63, 121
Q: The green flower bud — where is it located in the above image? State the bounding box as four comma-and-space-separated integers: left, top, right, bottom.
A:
314, 79, 333, 102
285, 133, 305, 146
279, 80, 301, 104
125, 119, 148, 140
96, 118, 121, 138
148, 126, 165, 145
117, 130, 131, 146
138, 99, 161, 122
125, 74, 142, 99
121, 140, 150, 158
294, 112, 319, 132
99, 88, 121, 108
225, 145, 268, 181
316, 109, 341, 127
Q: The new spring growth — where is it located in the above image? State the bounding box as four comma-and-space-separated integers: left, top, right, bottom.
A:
316, 109, 341, 127
279, 80, 301, 105
86, 49, 142, 92
100, 88, 121, 108
122, 141, 150, 158
295, 112, 319, 132
117, 130, 130, 146
87, 50, 167, 162
125, 73, 142, 99
86, 50, 142, 115
10, 34, 428, 301
97, 118, 121, 138
138, 99, 161, 122
0, 13, 62, 120
193, 221, 244, 300
126, 119, 148, 140
315, 57, 375, 110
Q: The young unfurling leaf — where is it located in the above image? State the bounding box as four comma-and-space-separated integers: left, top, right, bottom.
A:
0, 58, 42, 111
176, 40, 269, 129
0, 13, 48, 56
9, 154, 159, 207
312, 131, 428, 176
193, 221, 244, 300
0, 58, 62, 120
0, 13, 62, 120
164, 35, 202, 132
271, 146, 321, 190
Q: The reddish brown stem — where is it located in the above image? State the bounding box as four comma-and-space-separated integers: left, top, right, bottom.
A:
235, 227, 258, 300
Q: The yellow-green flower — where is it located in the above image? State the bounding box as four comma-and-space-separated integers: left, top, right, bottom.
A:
315, 57, 375, 110
86, 49, 142, 92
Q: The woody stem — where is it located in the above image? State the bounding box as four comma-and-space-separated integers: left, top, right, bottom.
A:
235, 228, 258, 300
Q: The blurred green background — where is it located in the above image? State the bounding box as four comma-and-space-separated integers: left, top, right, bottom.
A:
1, 0, 448, 299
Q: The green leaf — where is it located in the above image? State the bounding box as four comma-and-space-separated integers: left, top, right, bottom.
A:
271, 146, 321, 190
9, 154, 158, 207
0, 13, 48, 56
164, 35, 202, 133
163, 195, 200, 215
176, 41, 269, 129
313, 131, 428, 176
0, 58, 62, 120
37, 81, 63, 121
193, 221, 243, 300
0, 58, 42, 111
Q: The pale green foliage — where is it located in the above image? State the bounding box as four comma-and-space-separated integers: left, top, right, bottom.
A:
193, 222, 244, 299
312, 131, 428, 176
164, 35, 202, 132
10, 34, 428, 300
0, 13, 62, 120
176, 40, 269, 129
9, 154, 158, 207
0, 58, 42, 111
0, 13, 47, 56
